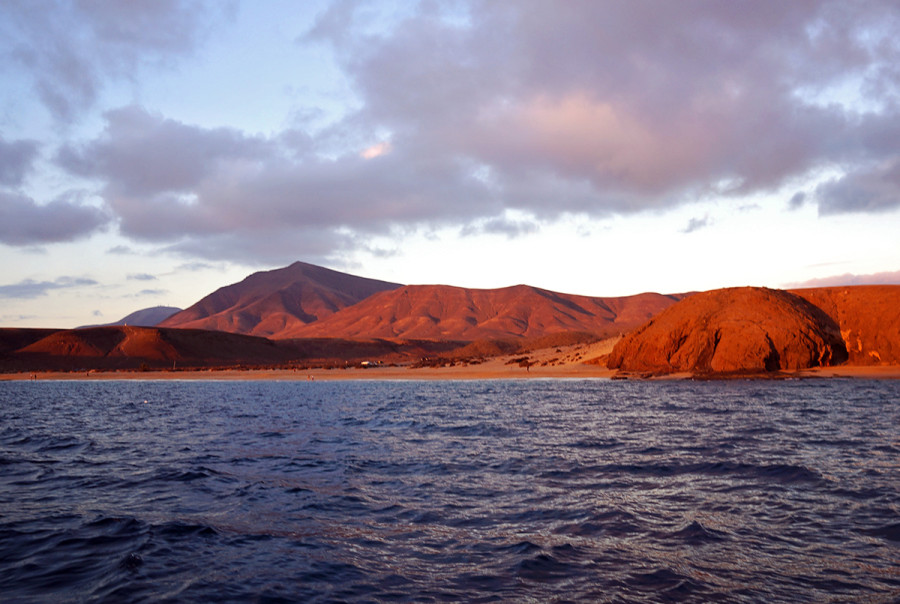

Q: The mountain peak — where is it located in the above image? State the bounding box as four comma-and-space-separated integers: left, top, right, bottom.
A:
159, 261, 402, 337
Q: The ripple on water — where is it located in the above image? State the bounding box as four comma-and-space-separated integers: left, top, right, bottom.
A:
0, 379, 898, 602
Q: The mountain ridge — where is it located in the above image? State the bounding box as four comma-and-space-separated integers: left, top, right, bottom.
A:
159, 261, 403, 337
288, 283, 685, 340
160, 261, 687, 341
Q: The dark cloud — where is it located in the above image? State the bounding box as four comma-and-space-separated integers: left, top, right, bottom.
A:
0, 276, 98, 299
0, 191, 110, 245
460, 216, 540, 239
788, 192, 807, 210
0, 0, 229, 121
816, 158, 900, 214
49, 1, 900, 263
681, 215, 711, 234
0, 136, 39, 186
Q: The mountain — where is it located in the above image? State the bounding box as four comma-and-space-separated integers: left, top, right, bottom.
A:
159, 261, 402, 338
288, 283, 686, 340
107, 306, 182, 327
607, 285, 900, 375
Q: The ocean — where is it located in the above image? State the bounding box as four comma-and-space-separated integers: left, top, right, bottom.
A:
1, 379, 898, 602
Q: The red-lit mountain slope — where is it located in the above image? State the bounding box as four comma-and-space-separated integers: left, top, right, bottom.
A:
288, 283, 685, 340
159, 261, 402, 338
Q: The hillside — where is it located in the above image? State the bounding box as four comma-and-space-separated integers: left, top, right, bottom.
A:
3, 325, 461, 372
791, 285, 900, 365
287, 284, 685, 340
608, 285, 900, 375
160, 261, 402, 338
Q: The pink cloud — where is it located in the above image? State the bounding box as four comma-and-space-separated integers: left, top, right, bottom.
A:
786, 270, 900, 288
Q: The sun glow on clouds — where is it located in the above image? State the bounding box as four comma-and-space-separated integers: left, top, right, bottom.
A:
2, 1, 900, 328
361, 141, 391, 159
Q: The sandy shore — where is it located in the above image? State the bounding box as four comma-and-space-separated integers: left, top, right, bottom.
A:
2, 336, 899, 382
3, 340, 619, 381
6, 365, 900, 382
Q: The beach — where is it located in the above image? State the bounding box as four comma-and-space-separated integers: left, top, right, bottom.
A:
3, 336, 899, 381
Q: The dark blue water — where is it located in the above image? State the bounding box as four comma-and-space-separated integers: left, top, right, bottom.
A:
1, 379, 898, 602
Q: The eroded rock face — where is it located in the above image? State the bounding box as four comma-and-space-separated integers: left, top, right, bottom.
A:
792, 286, 900, 365
607, 287, 848, 374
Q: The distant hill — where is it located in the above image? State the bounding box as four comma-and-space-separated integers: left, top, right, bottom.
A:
78, 306, 182, 328
159, 261, 402, 338
288, 283, 686, 340
112, 306, 181, 327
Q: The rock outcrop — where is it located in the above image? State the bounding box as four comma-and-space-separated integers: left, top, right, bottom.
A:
792, 286, 900, 365
607, 287, 848, 374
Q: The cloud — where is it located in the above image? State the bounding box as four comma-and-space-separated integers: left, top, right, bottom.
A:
0, 0, 229, 121
460, 215, 540, 238
308, 1, 900, 212
681, 215, 711, 234
176, 261, 218, 272
786, 269, 900, 288
816, 158, 900, 214
0, 190, 110, 245
50, 2, 900, 264
0, 276, 98, 299
56, 105, 497, 259
127, 273, 157, 281
0, 136, 39, 186
788, 192, 807, 210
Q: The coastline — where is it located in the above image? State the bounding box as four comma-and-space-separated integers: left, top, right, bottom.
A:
3, 363, 900, 382
3, 335, 899, 381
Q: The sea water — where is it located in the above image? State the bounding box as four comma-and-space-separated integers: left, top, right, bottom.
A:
0, 379, 898, 602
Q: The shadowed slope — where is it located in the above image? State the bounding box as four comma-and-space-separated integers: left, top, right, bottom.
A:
0, 329, 61, 355
608, 287, 849, 374
160, 261, 402, 338
15, 326, 285, 369
289, 284, 684, 340
4, 325, 461, 371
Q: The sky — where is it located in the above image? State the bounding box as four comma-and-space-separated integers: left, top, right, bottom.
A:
2, 0, 900, 328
